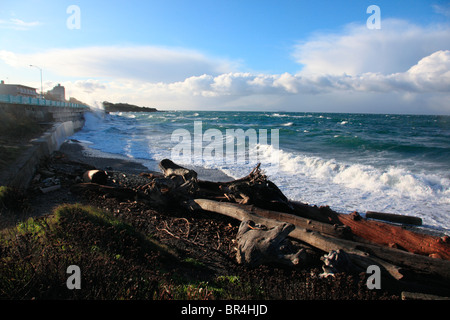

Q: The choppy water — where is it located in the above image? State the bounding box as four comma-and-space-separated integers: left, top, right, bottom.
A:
71, 110, 450, 234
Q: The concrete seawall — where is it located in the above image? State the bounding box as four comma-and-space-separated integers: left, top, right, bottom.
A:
0, 103, 87, 189
0, 102, 86, 123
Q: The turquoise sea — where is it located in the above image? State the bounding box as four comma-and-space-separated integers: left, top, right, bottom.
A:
71, 111, 450, 234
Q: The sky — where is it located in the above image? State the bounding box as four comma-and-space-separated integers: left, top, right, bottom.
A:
1, 0, 450, 114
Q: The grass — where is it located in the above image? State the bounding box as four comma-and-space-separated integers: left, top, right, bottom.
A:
0, 204, 175, 299
0, 203, 395, 300
0, 203, 254, 300
0, 108, 42, 140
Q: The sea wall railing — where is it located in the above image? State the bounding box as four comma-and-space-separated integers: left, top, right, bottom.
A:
0, 94, 90, 109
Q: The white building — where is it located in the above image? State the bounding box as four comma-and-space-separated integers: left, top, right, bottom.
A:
47, 84, 65, 101
0, 80, 38, 97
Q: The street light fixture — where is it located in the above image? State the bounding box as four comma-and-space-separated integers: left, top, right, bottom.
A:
29, 64, 43, 98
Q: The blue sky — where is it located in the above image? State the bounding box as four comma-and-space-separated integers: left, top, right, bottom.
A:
1, 0, 450, 114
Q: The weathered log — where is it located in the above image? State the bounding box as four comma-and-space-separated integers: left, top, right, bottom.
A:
289, 223, 450, 283
192, 162, 293, 212
191, 199, 450, 283
235, 220, 305, 267
159, 159, 197, 182
234, 203, 351, 239
290, 201, 342, 225
40, 184, 61, 194
337, 212, 450, 260
191, 199, 405, 281
319, 249, 365, 277
160, 160, 449, 261
161, 160, 450, 283
366, 211, 423, 226
290, 201, 450, 260
401, 291, 450, 300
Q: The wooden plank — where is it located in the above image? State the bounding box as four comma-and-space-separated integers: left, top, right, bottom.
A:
337, 212, 450, 260
366, 211, 423, 226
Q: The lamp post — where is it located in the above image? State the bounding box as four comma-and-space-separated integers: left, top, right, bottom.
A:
29, 64, 43, 98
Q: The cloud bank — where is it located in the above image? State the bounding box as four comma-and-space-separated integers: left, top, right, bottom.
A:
293, 19, 450, 75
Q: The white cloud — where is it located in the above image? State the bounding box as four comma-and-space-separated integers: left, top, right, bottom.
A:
293, 19, 450, 76
74, 79, 107, 93
0, 46, 238, 83
0, 18, 41, 30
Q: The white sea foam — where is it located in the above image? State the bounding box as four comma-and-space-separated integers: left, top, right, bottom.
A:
251, 144, 450, 233
82, 112, 105, 131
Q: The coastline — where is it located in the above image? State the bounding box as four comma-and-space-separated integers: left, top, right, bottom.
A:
3, 135, 449, 300
62, 138, 235, 182
60, 139, 153, 175
1, 119, 448, 300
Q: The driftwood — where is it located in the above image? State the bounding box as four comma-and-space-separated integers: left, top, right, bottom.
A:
192, 199, 450, 279
337, 212, 450, 260
159, 159, 197, 183
401, 291, 450, 300
233, 203, 351, 239
192, 198, 450, 295
235, 220, 305, 267
366, 211, 423, 226
70, 159, 450, 295
289, 201, 450, 260
198, 167, 450, 260
196, 163, 293, 212
319, 250, 365, 277
191, 199, 405, 280
165, 158, 450, 263
73, 160, 450, 263
82, 170, 108, 185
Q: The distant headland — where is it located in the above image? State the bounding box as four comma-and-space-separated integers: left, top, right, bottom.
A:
102, 101, 158, 113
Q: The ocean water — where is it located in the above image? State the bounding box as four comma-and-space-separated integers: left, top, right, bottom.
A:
71, 110, 450, 234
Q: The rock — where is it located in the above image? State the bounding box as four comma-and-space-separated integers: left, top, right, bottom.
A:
82, 170, 108, 185
40, 185, 61, 194
159, 159, 197, 182
42, 177, 60, 187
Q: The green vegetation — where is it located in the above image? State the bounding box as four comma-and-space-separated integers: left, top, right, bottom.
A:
0, 107, 42, 141
0, 204, 252, 299
0, 202, 390, 300
103, 101, 157, 113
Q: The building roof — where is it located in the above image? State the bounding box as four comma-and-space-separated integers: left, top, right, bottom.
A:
0, 82, 37, 90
